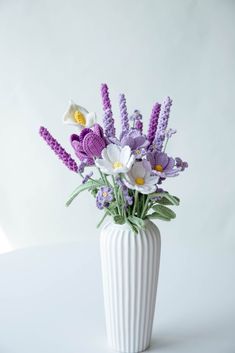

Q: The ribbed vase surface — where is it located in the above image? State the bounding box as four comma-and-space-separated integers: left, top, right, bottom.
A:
100, 220, 161, 353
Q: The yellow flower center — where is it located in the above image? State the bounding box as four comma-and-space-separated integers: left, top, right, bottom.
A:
74, 111, 86, 126
154, 164, 163, 172
102, 192, 108, 197
113, 161, 123, 169
135, 177, 145, 185
135, 149, 141, 154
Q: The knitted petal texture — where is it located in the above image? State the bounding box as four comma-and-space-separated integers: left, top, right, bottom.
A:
147, 103, 161, 143
119, 93, 129, 134
154, 97, 172, 152
101, 83, 115, 138
39, 126, 78, 173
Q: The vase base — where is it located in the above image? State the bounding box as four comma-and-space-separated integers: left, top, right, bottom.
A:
110, 343, 150, 353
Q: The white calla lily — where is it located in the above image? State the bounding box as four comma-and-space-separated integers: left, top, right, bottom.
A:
63, 100, 97, 130
95, 144, 134, 175
124, 160, 159, 194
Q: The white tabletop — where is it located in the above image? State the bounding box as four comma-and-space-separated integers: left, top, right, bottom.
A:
0, 239, 234, 353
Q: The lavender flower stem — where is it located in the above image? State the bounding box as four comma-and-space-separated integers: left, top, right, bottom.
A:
39, 126, 78, 173
119, 93, 129, 134
147, 103, 161, 143
101, 83, 115, 138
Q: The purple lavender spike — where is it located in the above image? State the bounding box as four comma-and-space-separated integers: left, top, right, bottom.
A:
101, 83, 115, 138
39, 126, 78, 173
154, 97, 172, 151
147, 103, 161, 143
119, 93, 129, 134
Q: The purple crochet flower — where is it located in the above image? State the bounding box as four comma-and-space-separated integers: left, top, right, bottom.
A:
147, 103, 161, 144
147, 151, 179, 177
71, 124, 106, 166
154, 97, 172, 152
101, 83, 115, 138
116, 177, 133, 206
119, 93, 129, 134
120, 129, 149, 156
96, 186, 113, 209
175, 157, 188, 171
39, 126, 78, 173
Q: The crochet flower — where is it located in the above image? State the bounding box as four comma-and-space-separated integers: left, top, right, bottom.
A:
96, 186, 113, 209
147, 151, 179, 177
71, 124, 106, 165
39, 126, 78, 173
95, 144, 134, 175
120, 129, 149, 156
124, 160, 158, 194
63, 100, 97, 130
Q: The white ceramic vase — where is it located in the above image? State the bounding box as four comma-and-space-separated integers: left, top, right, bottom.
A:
100, 220, 161, 353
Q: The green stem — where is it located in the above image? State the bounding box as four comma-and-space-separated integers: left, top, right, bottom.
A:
141, 195, 150, 219
163, 138, 169, 152
112, 175, 121, 215
132, 190, 138, 216
98, 168, 105, 183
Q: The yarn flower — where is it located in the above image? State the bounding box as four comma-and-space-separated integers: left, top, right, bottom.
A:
96, 186, 113, 209
120, 129, 149, 156
101, 83, 115, 138
71, 124, 106, 166
95, 144, 134, 175
124, 160, 158, 194
119, 93, 129, 135
63, 100, 97, 130
154, 97, 172, 152
147, 151, 179, 177
147, 103, 161, 143
39, 126, 78, 173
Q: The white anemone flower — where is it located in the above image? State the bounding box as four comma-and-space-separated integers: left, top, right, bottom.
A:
95, 144, 134, 175
124, 160, 159, 194
63, 100, 97, 130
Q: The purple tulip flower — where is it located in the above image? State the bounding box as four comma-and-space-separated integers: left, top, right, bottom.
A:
71, 123, 106, 165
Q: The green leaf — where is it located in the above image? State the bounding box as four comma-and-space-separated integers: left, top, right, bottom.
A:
66, 180, 103, 207
152, 204, 176, 219
150, 192, 180, 206
128, 216, 145, 229
163, 193, 180, 206
113, 215, 125, 225
147, 212, 171, 221
127, 220, 138, 234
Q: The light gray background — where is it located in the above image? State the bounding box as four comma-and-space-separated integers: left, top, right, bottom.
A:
0, 0, 234, 352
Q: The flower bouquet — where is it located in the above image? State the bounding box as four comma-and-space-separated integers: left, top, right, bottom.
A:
39, 84, 188, 353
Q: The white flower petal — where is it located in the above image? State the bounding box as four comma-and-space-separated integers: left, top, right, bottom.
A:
86, 112, 97, 128
107, 144, 121, 162
146, 175, 159, 186
120, 145, 131, 165
126, 154, 135, 171
95, 159, 112, 174
131, 161, 146, 179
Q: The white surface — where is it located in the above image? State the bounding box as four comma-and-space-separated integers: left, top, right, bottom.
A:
100, 221, 161, 352
0, 238, 234, 353
0, 0, 235, 250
